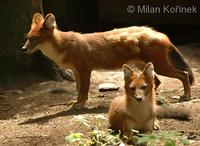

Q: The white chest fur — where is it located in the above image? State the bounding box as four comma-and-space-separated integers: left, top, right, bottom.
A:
126, 98, 155, 122
38, 42, 67, 69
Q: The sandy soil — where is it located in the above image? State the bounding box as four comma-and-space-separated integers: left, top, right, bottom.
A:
0, 44, 200, 146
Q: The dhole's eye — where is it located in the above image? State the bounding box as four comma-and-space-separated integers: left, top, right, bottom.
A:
141, 86, 147, 90
130, 87, 136, 91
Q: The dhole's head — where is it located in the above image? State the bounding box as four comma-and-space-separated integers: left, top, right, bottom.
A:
22, 13, 57, 54
123, 62, 155, 102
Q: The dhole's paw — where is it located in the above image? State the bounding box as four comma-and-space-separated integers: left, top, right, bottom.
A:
153, 120, 160, 130
68, 100, 86, 109
179, 94, 191, 102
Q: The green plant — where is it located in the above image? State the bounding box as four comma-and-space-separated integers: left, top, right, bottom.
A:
65, 129, 123, 146
65, 115, 124, 146
65, 130, 189, 146
65, 115, 189, 146
137, 131, 189, 146
65, 133, 89, 146
89, 129, 122, 146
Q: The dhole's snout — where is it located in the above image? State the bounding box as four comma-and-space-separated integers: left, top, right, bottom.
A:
134, 96, 144, 102
21, 39, 39, 54
134, 88, 145, 102
21, 39, 30, 52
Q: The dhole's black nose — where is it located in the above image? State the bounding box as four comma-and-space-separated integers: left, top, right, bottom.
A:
21, 46, 27, 51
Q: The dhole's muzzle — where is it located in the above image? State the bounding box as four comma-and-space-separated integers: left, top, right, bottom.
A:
132, 88, 146, 102
22, 37, 40, 54
22, 39, 30, 51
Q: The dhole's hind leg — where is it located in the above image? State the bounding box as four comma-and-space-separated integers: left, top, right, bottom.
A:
70, 69, 91, 109
157, 67, 191, 101
174, 71, 191, 101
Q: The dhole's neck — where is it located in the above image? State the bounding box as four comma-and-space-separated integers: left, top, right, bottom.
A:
39, 40, 66, 68
38, 29, 84, 69
38, 29, 66, 68
125, 86, 156, 120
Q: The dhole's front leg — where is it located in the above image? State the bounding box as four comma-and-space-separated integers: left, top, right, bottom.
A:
153, 117, 160, 130
71, 69, 91, 109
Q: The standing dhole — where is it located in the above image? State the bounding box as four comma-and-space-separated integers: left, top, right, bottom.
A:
22, 13, 194, 109
108, 63, 191, 143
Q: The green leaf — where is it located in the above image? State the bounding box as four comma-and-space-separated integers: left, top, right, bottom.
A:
164, 139, 176, 146
65, 133, 83, 143
137, 135, 155, 144
179, 138, 189, 145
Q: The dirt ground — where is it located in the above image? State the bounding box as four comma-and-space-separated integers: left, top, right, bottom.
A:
0, 43, 200, 146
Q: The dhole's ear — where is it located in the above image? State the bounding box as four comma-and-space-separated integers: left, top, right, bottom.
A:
143, 62, 154, 80
43, 13, 57, 30
32, 13, 44, 25
123, 64, 133, 79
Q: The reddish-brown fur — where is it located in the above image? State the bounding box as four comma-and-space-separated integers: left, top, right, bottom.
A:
108, 63, 191, 144
22, 13, 194, 108
108, 63, 156, 143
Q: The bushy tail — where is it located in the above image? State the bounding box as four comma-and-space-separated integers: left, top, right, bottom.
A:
169, 44, 195, 85
156, 104, 192, 120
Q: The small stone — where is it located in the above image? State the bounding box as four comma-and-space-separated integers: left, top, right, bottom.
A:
172, 96, 180, 99
98, 83, 119, 92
